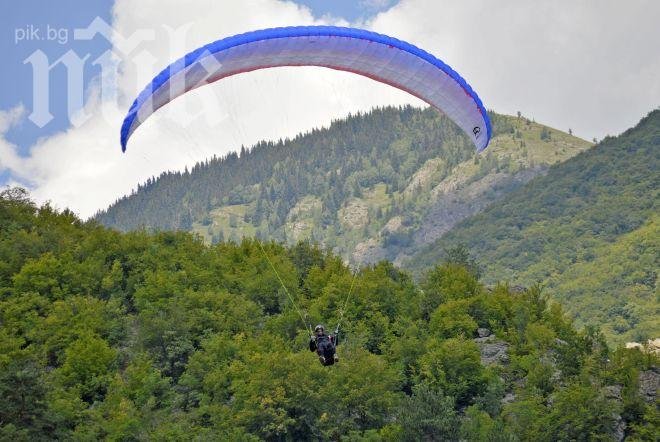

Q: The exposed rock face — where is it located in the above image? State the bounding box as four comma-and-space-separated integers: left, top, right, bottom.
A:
288, 220, 312, 241
286, 196, 322, 241
648, 338, 660, 354
477, 328, 491, 338
501, 393, 516, 405
403, 158, 444, 197
638, 368, 659, 403
414, 167, 544, 247
381, 216, 403, 235
603, 385, 626, 441
626, 338, 660, 354
356, 166, 550, 266
352, 238, 387, 264
474, 335, 494, 344
604, 385, 623, 401
338, 199, 369, 229
474, 334, 509, 365
613, 414, 626, 442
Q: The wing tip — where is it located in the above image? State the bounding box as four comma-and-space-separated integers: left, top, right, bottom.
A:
120, 130, 128, 152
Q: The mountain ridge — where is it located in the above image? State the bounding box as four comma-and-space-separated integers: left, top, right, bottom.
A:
408, 109, 660, 344
96, 106, 591, 267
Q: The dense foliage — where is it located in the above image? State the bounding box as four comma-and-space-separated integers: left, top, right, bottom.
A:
411, 110, 660, 345
2, 190, 657, 440
97, 106, 476, 234
95, 106, 588, 266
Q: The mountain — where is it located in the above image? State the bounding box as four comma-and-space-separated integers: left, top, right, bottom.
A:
2, 190, 657, 440
408, 109, 660, 345
96, 106, 591, 267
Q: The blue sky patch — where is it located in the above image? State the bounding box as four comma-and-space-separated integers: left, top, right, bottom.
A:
0, 0, 113, 156
294, 0, 398, 21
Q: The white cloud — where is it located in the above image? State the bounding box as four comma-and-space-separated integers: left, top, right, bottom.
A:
360, 0, 397, 11
368, 0, 660, 138
1, 0, 415, 218
0, 104, 26, 173
2, 0, 659, 218
0, 104, 26, 134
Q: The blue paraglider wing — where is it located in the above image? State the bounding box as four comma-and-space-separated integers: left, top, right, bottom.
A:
121, 26, 491, 152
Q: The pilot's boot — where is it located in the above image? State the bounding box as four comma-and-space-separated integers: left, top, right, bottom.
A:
334, 353, 339, 363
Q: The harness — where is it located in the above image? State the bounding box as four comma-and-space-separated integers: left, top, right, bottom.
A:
257, 240, 357, 363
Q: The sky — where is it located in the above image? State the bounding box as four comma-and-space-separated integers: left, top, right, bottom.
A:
1, 0, 659, 218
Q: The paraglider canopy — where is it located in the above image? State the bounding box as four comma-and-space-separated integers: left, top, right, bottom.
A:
120, 26, 491, 152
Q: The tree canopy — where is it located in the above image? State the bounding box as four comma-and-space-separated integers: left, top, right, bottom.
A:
1, 189, 657, 440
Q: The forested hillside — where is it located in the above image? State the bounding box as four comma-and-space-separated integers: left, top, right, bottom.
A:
96, 106, 590, 266
410, 110, 660, 345
2, 189, 658, 440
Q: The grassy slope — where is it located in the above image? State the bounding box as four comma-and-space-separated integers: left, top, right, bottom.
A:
98, 107, 591, 268
551, 216, 659, 344
194, 113, 592, 264
408, 109, 660, 343
349, 115, 592, 262
191, 204, 256, 242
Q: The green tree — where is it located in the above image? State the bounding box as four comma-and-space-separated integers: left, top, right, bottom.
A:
429, 298, 478, 338
396, 383, 459, 441
543, 382, 618, 441
418, 337, 488, 407
56, 333, 117, 403
420, 263, 481, 319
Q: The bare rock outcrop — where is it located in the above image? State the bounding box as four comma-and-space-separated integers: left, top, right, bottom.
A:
474, 334, 509, 365
638, 368, 659, 403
